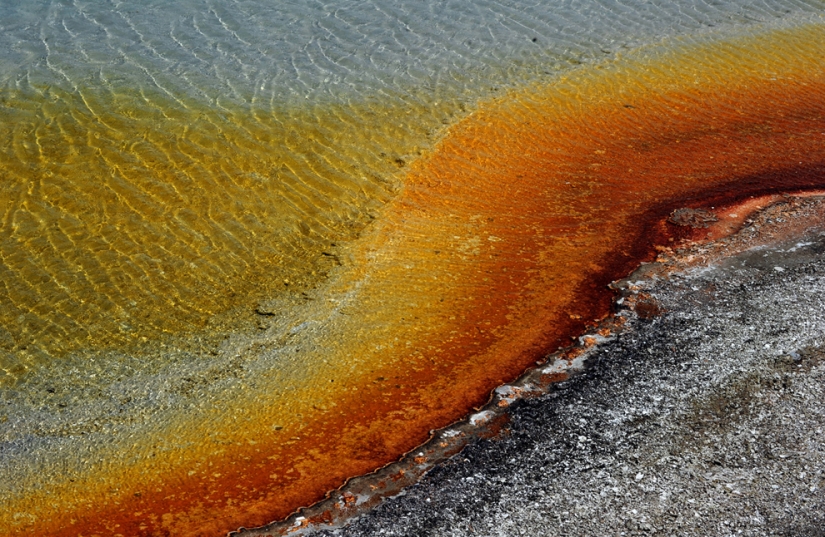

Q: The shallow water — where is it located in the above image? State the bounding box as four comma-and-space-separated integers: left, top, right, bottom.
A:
1, 1, 824, 535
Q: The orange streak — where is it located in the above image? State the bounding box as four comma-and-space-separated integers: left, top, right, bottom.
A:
12, 25, 825, 537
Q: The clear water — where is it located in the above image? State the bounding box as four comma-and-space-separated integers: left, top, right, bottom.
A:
3, 0, 822, 104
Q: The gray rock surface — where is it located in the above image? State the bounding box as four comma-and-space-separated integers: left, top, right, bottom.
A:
308, 226, 825, 537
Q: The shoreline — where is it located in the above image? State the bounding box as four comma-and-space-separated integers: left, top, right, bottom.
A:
5, 23, 825, 535
235, 194, 825, 535
2, 7, 824, 536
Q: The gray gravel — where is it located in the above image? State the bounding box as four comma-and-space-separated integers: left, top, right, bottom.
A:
306, 226, 825, 537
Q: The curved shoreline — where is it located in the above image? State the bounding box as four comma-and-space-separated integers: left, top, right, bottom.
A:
235, 193, 825, 536
4, 23, 825, 536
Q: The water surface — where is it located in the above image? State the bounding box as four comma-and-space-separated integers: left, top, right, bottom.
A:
1, 1, 824, 535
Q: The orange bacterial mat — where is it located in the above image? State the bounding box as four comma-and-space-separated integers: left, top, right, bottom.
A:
2, 23, 825, 537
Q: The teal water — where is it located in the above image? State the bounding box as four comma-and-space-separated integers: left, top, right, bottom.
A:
3, 0, 823, 105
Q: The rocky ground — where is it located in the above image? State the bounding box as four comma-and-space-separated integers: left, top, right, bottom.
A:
299, 199, 825, 537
